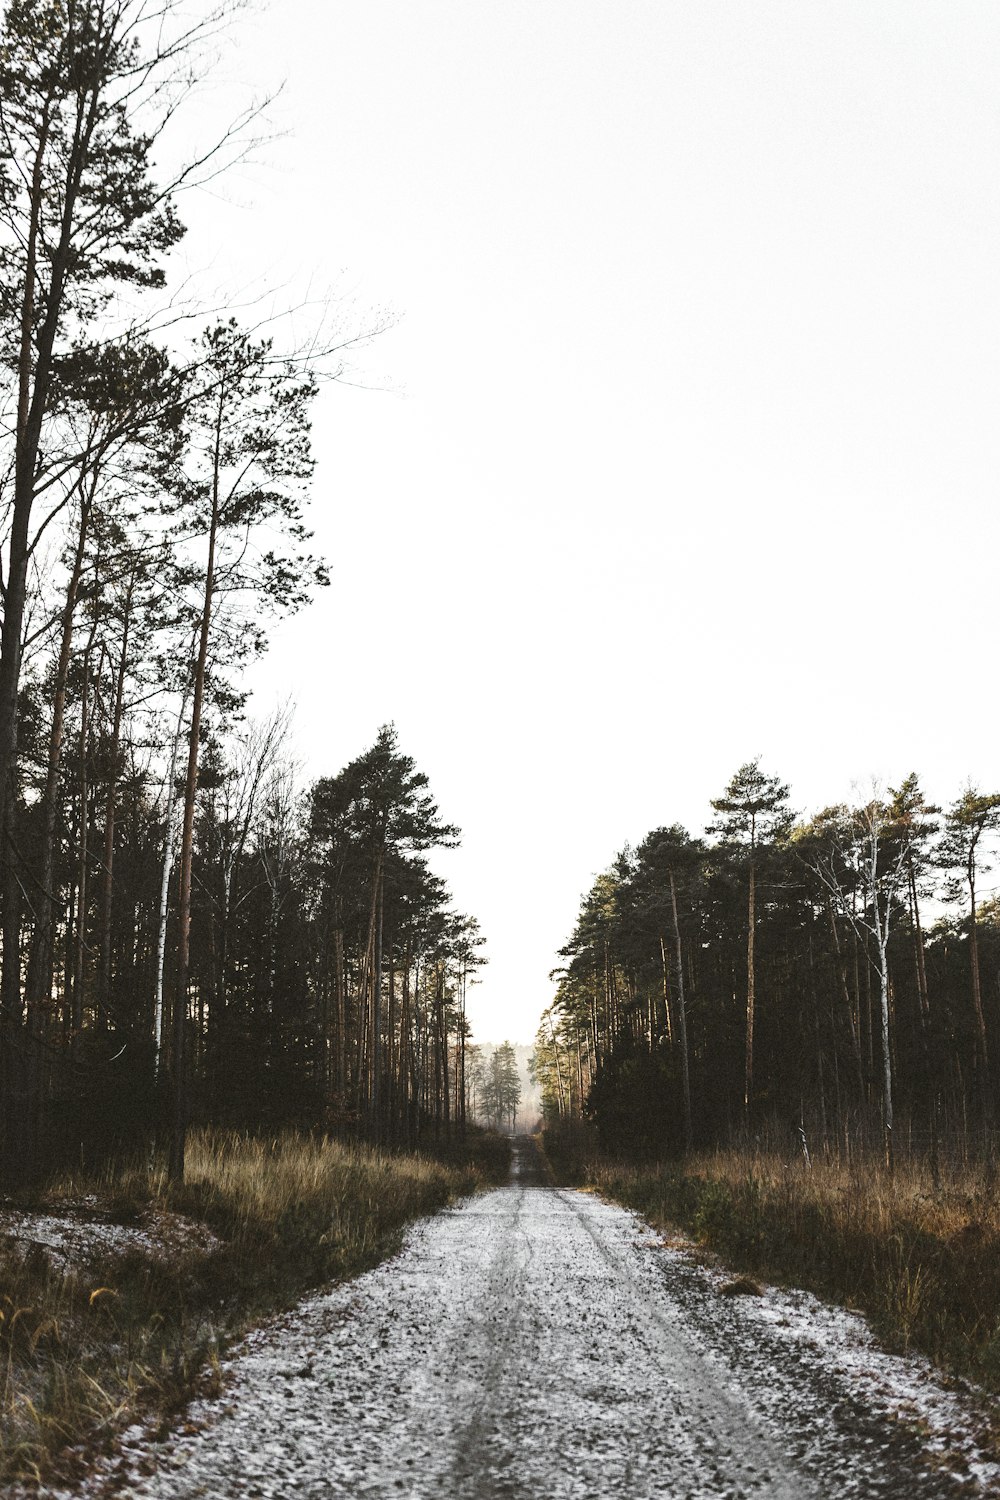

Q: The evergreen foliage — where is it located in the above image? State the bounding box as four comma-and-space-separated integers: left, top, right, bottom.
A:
0, 4, 487, 1181
537, 767, 1000, 1161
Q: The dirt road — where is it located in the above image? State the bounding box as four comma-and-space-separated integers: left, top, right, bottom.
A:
87, 1138, 996, 1499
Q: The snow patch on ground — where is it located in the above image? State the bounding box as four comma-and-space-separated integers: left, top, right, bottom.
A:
628, 1220, 1000, 1496
0, 1202, 222, 1273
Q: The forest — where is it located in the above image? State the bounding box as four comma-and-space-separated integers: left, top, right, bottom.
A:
0, 0, 487, 1185
9, 5, 1000, 1495
534, 761, 1000, 1168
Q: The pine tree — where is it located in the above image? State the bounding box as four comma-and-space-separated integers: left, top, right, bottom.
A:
0, 0, 188, 851
938, 786, 1000, 1118
166, 321, 324, 1180
709, 761, 792, 1122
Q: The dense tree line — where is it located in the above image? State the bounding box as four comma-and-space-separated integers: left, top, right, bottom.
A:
535, 762, 1000, 1167
306, 725, 484, 1149
0, 1, 483, 1182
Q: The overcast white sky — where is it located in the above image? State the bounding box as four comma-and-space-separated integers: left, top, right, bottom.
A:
171, 1, 1000, 1043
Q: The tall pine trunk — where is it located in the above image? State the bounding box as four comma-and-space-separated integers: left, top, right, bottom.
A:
745, 856, 756, 1121
669, 870, 692, 1153
155, 685, 190, 1081
23, 485, 95, 1038
97, 572, 135, 1032
967, 862, 991, 1121
169, 484, 220, 1181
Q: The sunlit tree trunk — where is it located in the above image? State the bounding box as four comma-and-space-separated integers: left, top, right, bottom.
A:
669, 870, 692, 1153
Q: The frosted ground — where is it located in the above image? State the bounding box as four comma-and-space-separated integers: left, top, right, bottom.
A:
0, 1202, 221, 1273
31, 1138, 996, 1500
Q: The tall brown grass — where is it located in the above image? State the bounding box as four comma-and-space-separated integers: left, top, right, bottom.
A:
0, 1129, 497, 1488
560, 1138, 1000, 1392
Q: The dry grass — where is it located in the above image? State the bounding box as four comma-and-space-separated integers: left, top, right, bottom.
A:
0, 1129, 496, 1489
543, 1126, 1000, 1392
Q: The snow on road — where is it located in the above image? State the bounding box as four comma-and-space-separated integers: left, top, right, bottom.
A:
71, 1139, 997, 1500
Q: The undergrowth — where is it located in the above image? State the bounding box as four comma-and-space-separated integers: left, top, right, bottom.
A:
543, 1124, 1000, 1394
1, 1128, 503, 1488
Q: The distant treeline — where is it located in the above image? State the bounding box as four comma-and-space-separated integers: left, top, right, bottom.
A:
534, 763, 1000, 1164
467, 1042, 522, 1132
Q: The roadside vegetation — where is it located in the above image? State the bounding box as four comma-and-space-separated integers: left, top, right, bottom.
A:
536, 759, 1000, 1394
0, 1127, 508, 1489
544, 1122, 1000, 1394
535, 764, 1000, 1175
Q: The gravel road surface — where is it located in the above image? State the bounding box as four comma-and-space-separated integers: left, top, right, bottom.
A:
77, 1138, 997, 1500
